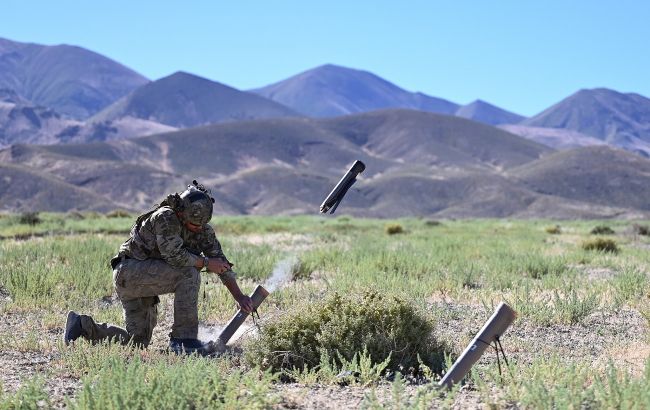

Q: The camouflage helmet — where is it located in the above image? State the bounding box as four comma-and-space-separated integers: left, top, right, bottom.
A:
178, 181, 214, 225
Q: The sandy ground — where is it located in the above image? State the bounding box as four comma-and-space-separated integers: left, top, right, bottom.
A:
1, 290, 647, 408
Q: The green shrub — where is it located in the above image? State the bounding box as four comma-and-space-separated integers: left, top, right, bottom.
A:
545, 225, 562, 234
0, 377, 50, 409
424, 220, 442, 227
520, 254, 567, 279
509, 288, 599, 325
245, 290, 448, 376
590, 225, 615, 235
633, 224, 650, 236
18, 212, 41, 226
70, 357, 276, 409
385, 224, 404, 235
552, 289, 599, 324
611, 268, 648, 307
582, 238, 619, 253
283, 348, 392, 386
106, 209, 131, 218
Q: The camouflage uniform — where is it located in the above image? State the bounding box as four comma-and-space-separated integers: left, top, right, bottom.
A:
79, 206, 235, 347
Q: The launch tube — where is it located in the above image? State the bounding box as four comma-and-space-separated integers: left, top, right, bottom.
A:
319, 160, 366, 214
217, 285, 269, 345
438, 302, 516, 389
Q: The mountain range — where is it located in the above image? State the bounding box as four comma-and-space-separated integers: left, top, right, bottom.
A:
0, 38, 148, 119
1, 109, 648, 219
250, 64, 526, 126
518, 88, 650, 156
1, 36, 650, 218
91, 71, 300, 127
0, 88, 177, 147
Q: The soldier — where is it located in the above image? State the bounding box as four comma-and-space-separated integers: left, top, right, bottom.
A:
63, 181, 253, 355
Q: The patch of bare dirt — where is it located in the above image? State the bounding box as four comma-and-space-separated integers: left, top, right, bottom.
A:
568, 265, 617, 281
237, 233, 316, 252
270, 382, 486, 409
431, 301, 649, 370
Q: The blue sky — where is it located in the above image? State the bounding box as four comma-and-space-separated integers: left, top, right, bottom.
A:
4, 1, 649, 116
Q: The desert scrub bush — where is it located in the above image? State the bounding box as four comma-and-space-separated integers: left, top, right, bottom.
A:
284, 348, 392, 385
477, 356, 650, 409
633, 223, 650, 236
18, 211, 41, 225
385, 224, 404, 235
593, 359, 650, 409
582, 238, 619, 253
105, 209, 131, 218
610, 268, 648, 308
519, 254, 568, 279
0, 376, 50, 409
477, 356, 595, 408
245, 290, 449, 377
591, 225, 615, 235
552, 289, 599, 324
69, 356, 276, 409
424, 219, 442, 227
545, 225, 562, 234
362, 373, 446, 408
509, 288, 599, 325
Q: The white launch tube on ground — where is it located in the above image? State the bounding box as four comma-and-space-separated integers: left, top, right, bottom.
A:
438, 302, 517, 389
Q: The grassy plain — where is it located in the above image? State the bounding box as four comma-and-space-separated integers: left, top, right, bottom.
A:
0, 213, 649, 408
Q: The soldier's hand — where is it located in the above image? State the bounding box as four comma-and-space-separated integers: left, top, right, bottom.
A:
236, 295, 253, 313
207, 259, 231, 274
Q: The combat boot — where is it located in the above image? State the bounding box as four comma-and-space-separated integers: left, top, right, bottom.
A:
63, 311, 84, 345
169, 337, 212, 356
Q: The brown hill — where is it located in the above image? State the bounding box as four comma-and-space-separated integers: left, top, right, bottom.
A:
0, 97, 77, 147
0, 144, 183, 210
509, 145, 650, 211
3, 109, 548, 177
2, 110, 647, 218
0, 98, 176, 147
0, 162, 117, 212
317, 110, 551, 169
354, 171, 635, 219
499, 125, 607, 150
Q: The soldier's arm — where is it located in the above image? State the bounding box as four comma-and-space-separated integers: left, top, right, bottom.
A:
199, 225, 252, 312
200, 225, 229, 261
220, 275, 253, 313
199, 225, 237, 281
153, 210, 201, 267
